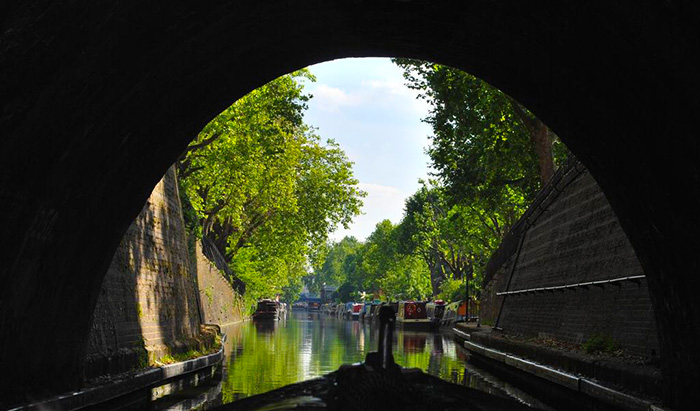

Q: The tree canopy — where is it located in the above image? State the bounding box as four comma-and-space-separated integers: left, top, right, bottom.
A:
310, 221, 432, 303
393, 59, 568, 201
309, 61, 568, 304
178, 70, 364, 304
179, 61, 568, 307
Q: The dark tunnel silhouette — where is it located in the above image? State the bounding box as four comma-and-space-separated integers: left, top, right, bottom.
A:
1, 1, 698, 408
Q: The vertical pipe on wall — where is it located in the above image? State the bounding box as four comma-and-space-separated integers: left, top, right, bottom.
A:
494, 230, 528, 330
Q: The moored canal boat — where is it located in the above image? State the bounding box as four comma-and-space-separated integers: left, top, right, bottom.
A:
426, 299, 446, 329
360, 301, 380, 322
441, 300, 466, 326
252, 299, 280, 321
344, 302, 362, 320
307, 300, 321, 311
396, 300, 431, 330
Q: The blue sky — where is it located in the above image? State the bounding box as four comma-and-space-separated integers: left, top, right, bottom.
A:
301, 58, 433, 242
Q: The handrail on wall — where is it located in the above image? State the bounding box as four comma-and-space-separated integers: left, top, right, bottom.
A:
496, 275, 646, 296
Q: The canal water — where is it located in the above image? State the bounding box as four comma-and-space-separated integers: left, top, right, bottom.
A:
152, 310, 554, 410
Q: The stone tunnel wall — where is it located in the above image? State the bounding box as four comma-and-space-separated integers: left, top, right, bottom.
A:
85, 166, 220, 379
480, 161, 659, 357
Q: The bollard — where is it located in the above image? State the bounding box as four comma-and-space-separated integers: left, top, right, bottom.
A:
365, 305, 396, 369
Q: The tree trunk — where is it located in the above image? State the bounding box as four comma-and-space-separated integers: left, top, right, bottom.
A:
509, 98, 556, 185
429, 250, 446, 296
531, 119, 555, 185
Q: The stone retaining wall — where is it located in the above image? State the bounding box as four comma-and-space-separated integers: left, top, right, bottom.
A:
194, 239, 245, 326
481, 163, 658, 356
85, 167, 205, 378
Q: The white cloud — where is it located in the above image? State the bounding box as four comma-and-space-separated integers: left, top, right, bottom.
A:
311, 76, 429, 117
311, 84, 362, 112
362, 78, 430, 115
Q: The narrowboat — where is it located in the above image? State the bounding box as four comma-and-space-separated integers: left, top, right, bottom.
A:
327, 302, 338, 315
307, 300, 321, 311
291, 301, 307, 310
426, 299, 446, 328
320, 303, 329, 314
360, 301, 380, 322
344, 302, 362, 320
252, 299, 279, 321
396, 300, 431, 330
441, 300, 466, 325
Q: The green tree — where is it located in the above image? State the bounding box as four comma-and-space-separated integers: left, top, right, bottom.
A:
397, 179, 522, 298
360, 220, 399, 293
393, 59, 568, 200
392, 60, 569, 299
379, 254, 432, 301
179, 71, 364, 303
309, 236, 362, 293
315, 220, 432, 302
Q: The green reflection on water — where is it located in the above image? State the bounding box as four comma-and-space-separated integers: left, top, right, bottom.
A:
220, 312, 470, 403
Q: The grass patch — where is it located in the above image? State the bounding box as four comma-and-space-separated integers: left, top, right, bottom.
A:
205, 286, 214, 305
155, 349, 208, 365
582, 333, 620, 354
154, 335, 222, 366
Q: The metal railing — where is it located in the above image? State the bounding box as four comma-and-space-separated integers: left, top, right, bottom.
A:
496, 275, 646, 296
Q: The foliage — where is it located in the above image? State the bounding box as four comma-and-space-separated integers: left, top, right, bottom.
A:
582, 334, 621, 354
307, 61, 571, 304
437, 278, 465, 303
393, 58, 568, 200
379, 253, 431, 301
391, 59, 569, 295
312, 221, 431, 302
397, 181, 506, 296
310, 236, 362, 293
179, 70, 364, 303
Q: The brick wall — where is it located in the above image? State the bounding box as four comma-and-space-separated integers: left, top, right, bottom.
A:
194, 239, 245, 326
481, 164, 659, 356
85, 166, 204, 378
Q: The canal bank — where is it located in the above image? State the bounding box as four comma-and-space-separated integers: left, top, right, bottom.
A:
452, 323, 668, 411
10, 337, 225, 411
8, 168, 248, 410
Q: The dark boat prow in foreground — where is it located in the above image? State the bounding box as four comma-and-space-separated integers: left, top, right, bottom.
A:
215, 306, 537, 411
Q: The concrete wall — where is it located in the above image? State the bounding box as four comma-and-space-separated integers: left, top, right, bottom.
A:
194, 238, 245, 326
481, 161, 658, 356
85, 166, 205, 378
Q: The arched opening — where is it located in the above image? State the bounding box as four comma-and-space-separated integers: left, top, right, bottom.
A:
1, 2, 697, 408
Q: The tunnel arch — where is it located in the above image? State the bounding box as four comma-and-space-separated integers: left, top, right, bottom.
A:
1, 1, 698, 408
